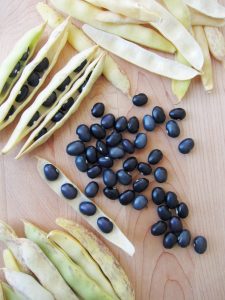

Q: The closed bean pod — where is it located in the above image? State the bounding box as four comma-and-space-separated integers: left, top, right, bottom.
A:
204, 26, 225, 62
3, 248, 21, 272
2, 282, 25, 300
95, 11, 146, 24
184, 0, 225, 19
190, 9, 225, 27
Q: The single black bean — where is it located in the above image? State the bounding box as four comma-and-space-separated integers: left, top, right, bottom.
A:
117, 169, 132, 186
127, 116, 139, 133
133, 178, 149, 193
169, 216, 183, 233
123, 157, 138, 172
163, 232, 177, 249
137, 162, 152, 175
84, 181, 99, 198
87, 165, 102, 178
79, 201, 97, 216
193, 236, 207, 254
165, 192, 179, 209
152, 106, 166, 124
86, 146, 98, 164
103, 169, 117, 188
132, 195, 148, 210
75, 155, 88, 172
27, 111, 40, 127
121, 139, 135, 154
143, 115, 156, 132
61, 183, 78, 199
51, 111, 64, 123
27, 71, 40, 87
101, 113, 115, 129
178, 138, 195, 154
15, 85, 29, 103
169, 108, 186, 120
151, 221, 167, 236
43, 92, 57, 107
178, 229, 191, 248
97, 217, 113, 233
76, 124, 91, 142
115, 116, 127, 132
157, 204, 172, 221
9, 62, 21, 78
148, 149, 163, 165
90, 124, 106, 139
4, 105, 15, 121
34, 127, 47, 141
91, 102, 105, 118
166, 120, 180, 138
98, 156, 113, 168
44, 164, 59, 181
66, 140, 85, 156
74, 59, 87, 72
176, 202, 189, 218
103, 187, 119, 200
154, 167, 168, 183
21, 48, 30, 61
61, 98, 74, 112
78, 72, 92, 93
96, 140, 108, 155
57, 76, 71, 92
109, 147, 125, 159
132, 93, 148, 106
152, 187, 165, 205
134, 133, 147, 149
119, 190, 135, 205
34, 57, 49, 72
106, 131, 122, 147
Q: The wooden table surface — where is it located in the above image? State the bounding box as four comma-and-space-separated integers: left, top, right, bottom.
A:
1, 1, 225, 299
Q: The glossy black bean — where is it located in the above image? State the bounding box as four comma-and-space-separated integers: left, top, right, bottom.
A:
86, 146, 98, 164
21, 48, 30, 61
74, 59, 87, 72
34, 57, 49, 72
169, 108, 186, 120
96, 140, 108, 155
91, 102, 105, 118
151, 221, 167, 236
27, 71, 40, 87
61, 98, 74, 112
143, 115, 156, 132
152, 187, 165, 205
51, 111, 64, 123
87, 165, 102, 178
178, 230, 191, 248
127, 116, 139, 133
42, 92, 57, 107
154, 167, 168, 183
98, 156, 113, 168
115, 116, 127, 132
137, 162, 152, 175
133, 178, 149, 193
97, 217, 113, 233
119, 190, 135, 205
44, 164, 59, 181
76, 124, 91, 142
9, 62, 21, 78
132, 93, 148, 106
57, 76, 71, 92
79, 201, 97, 216
75, 155, 88, 172
27, 111, 40, 127
132, 195, 148, 210
152, 106, 166, 124
169, 216, 183, 233
178, 138, 195, 154
15, 85, 29, 103
176, 202, 189, 218
84, 181, 99, 198
123, 157, 138, 172
61, 183, 78, 199
34, 127, 47, 141
166, 120, 180, 138
165, 192, 179, 209
121, 139, 135, 154
4, 105, 15, 121
103, 187, 119, 200
109, 147, 125, 159
103, 169, 117, 188
66, 140, 85, 156
157, 205, 172, 221
78, 72, 92, 93
148, 149, 163, 165
163, 232, 177, 249
193, 236, 207, 254
106, 131, 122, 147
116, 169, 132, 186
134, 133, 147, 149
101, 113, 115, 129
90, 124, 106, 139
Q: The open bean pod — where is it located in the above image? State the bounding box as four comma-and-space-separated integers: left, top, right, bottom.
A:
0, 18, 70, 131
36, 157, 135, 256
16, 53, 105, 158
0, 23, 46, 105
2, 46, 98, 154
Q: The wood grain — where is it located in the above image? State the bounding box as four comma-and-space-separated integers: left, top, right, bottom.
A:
1, 1, 225, 299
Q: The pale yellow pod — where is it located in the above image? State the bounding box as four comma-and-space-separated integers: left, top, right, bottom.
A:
184, 0, 225, 19
2, 282, 25, 300
204, 26, 225, 62
3, 249, 21, 272
0, 283, 5, 300
95, 11, 146, 24
190, 8, 225, 27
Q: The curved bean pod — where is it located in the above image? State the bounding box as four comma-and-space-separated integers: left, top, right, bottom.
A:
184, 0, 225, 19
204, 26, 225, 62
190, 9, 225, 27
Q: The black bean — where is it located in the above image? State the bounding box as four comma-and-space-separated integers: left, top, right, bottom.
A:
103, 169, 117, 188
154, 167, 167, 183
119, 190, 135, 205
43, 92, 57, 108
133, 178, 149, 193
148, 149, 163, 165
75, 155, 88, 172
165, 192, 179, 209
169, 108, 186, 120
143, 115, 156, 132
9, 62, 21, 78
176, 202, 189, 218
132, 195, 148, 210
166, 120, 180, 138
78, 72, 92, 93
101, 113, 115, 129
15, 85, 29, 103
21, 48, 30, 61
97, 217, 113, 233
132, 93, 148, 106
91, 102, 105, 117
109, 147, 125, 159
123, 157, 138, 172
43, 164, 59, 181
98, 156, 113, 168
152, 187, 165, 205
84, 181, 99, 198
61, 183, 78, 199
90, 124, 106, 139
96, 140, 108, 155
178, 138, 194, 154
115, 116, 127, 132
2, 82, 9, 94
178, 230, 191, 248
74, 59, 87, 72
127, 116, 139, 133
137, 162, 152, 175
106, 131, 122, 147
51, 111, 64, 123
157, 205, 172, 221
4, 105, 15, 121
76, 124, 91, 142
57, 76, 71, 92
134, 133, 147, 149
193, 236, 207, 254
34, 127, 47, 141
163, 232, 177, 249
151, 221, 167, 236
86, 146, 98, 164
103, 187, 119, 200
61, 98, 74, 112
116, 169, 132, 186
66, 140, 85, 156
87, 165, 102, 178
169, 216, 183, 233
34, 57, 49, 72
152, 106, 166, 124
79, 201, 97, 216
121, 139, 135, 154
27, 71, 40, 87
27, 111, 40, 127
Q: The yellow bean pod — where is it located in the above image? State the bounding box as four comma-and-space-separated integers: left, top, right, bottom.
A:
184, 0, 225, 19
204, 26, 225, 62
95, 11, 145, 24
3, 249, 21, 272
2, 282, 25, 300
190, 8, 225, 27
0, 283, 4, 300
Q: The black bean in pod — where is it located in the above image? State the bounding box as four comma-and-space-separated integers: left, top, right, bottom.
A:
61, 183, 78, 200
119, 190, 135, 205
101, 113, 115, 129
109, 147, 125, 159
127, 116, 139, 133
66, 141, 85, 156
132, 195, 148, 210
98, 156, 113, 168
27, 71, 40, 87
121, 139, 135, 154
152, 187, 165, 205
143, 115, 156, 132
34, 127, 47, 141
151, 221, 167, 236
21, 48, 30, 61
169, 108, 186, 120
148, 149, 163, 165
90, 124, 106, 139
133, 178, 149, 193
57, 76, 71, 92
76, 124, 91, 142
157, 204, 172, 221
163, 232, 177, 249
103, 187, 119, 200
79, 201, 97, 216
132, 93, 148, 106
51, 111, 64, 123
152, 106, 166, 124
169, 216, 183, 233
75, 155, 89, 172
85, 146, 98, 164
166, 120, 180, 138
97, 217, 113, 233
34, 57, 49, 72
4, 105, 15, 121
96, 140, 108, 156
42, 92, 57, 108
178, 229, 191, 248
74, 59, 87, 72
27, 111, 40, 127
178, 138, 195, 154
193, 236, 207, 254
176, 202, 189, 218
123, 157, 138, 172
106, 131, 122, 147
165, 191, 179, 209
9, 62, 21, 78
116, 169, 132, 186
87, 165, 102, 179
61, 98, 74, 112
115, 116, 127, 132
84, 181, 99, 198
15, 85, 29, 103
103, 169, 117, 188
44, 164, 59, 181
154, 167, 167, 183
91, 102, 105, 117
137, 162, 152, 175
134, 133, 147, 149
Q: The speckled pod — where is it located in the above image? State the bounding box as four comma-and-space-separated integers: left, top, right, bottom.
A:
0, 18, 70, 131
0, 23, 46, 105
2, 46, 98, 154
